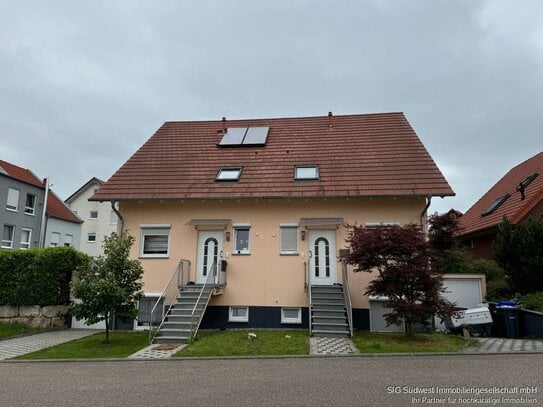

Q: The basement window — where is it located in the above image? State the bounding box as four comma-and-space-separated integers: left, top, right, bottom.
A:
216, 168, 242, 182
481, 194, 510, 217
229, 306, 249, 322
294, 165, 319, 180
281, 307, 302, 324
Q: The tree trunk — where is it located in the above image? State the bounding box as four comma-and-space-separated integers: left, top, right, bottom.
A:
104, 312, 110, 343
405, 319, 414, 336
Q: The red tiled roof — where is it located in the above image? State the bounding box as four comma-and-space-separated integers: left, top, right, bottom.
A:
0, 159, 81, 224
92, 113, 454, 201
459, 152, 543, 236
0, 159, 44, 188
47, 191, 83, 224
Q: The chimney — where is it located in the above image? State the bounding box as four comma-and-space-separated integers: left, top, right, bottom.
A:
328, 111, 333, 128
222, 117, 227, 131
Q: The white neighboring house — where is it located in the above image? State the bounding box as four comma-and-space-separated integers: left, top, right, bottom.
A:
65, 177, 119, 257
43, 190, 83, 249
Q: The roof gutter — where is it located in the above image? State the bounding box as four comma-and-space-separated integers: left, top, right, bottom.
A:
111, 201, 124, 235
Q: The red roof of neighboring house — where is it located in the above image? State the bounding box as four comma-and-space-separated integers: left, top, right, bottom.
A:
92, 112, 454, 201
0, 159, 82, 224
459, 152, 543, 236
0, 159, 44, 188
47, 191, 83, 224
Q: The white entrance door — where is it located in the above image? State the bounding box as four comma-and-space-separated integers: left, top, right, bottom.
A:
308, 230, 337, 285
196, 231, 224, 284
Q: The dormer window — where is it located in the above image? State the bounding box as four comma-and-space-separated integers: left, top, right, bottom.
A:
294, 165, 319, 180
216, 168, 242, 182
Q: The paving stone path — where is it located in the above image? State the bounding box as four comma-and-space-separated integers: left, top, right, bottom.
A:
310, 336, 358, 355
0, 329, 99, 360
465, 337, 543, 353
128, 343, 186, 359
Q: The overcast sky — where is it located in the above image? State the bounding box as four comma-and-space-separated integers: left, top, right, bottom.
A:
1, 1, 542, 214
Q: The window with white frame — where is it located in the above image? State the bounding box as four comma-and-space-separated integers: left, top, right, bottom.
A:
294, 165, 319, 180
20, 228, 32, 249
216, 167, 242, 182
24, 194, 36, 215
50, 232, 61, 247
1, 225, 15, 248
228, 306, 249, 322
6, 188, 20, 211
87, 233, 97, 243
281, 307, 302, 324
140, 225, 170, 257
233, 225, 250, 254
64, 234, 73, 247
280, 224, 298, 254
137, 295, 164, 326
89, 210, 98, 220
110, 211, 118, 225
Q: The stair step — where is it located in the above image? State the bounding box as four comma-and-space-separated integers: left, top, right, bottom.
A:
312, 322, 348, 328
312, 316, 347, 324
162, 322, 192, 329
311, 303, 346, 309
153, 336, 189, 344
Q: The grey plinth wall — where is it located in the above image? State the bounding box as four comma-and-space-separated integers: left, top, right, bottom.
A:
0, 305, 68, 329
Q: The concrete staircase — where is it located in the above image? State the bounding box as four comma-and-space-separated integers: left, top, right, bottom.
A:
311, 285, 350, 337
153, 284, 213, 344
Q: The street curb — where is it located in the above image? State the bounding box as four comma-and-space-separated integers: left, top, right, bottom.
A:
2, 350, 543, 363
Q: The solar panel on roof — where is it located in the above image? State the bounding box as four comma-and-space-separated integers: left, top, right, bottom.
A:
219, 127, 248, 146
243, 126, 269, 145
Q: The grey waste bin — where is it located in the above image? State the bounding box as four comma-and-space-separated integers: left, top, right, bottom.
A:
497, 307, 519, 339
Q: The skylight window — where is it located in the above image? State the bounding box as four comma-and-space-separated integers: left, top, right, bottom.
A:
481, 194, 510, 217
294, 165, 319, 180
216, 168, 242, 181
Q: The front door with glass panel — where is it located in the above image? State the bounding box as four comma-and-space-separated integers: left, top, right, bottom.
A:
308, 230, 337, 285
196, 231, 224, 284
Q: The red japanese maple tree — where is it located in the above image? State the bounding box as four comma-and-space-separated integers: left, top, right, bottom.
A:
346, 224, 456, 335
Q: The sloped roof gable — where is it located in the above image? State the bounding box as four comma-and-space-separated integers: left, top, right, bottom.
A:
92, 112, 454, 201
459, 152, 543, 236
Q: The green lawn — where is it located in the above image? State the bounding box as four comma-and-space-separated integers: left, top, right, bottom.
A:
16, 331, 149, 359
0, 322, 35, 339
352, 331, 478, 353
175, 330, 309, 357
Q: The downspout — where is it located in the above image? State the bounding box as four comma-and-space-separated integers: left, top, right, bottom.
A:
39, 177, 50, 248
420, 195, 432, 236
111, 201, 124, 235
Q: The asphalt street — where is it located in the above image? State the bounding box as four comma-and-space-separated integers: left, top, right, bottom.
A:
1, 354, 541, 407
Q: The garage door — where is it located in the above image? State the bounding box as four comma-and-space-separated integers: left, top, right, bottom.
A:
369, 300, 405, 332
442, 279, 482, 309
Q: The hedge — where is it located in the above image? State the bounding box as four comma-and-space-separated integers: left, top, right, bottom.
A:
0, 247, 88, 306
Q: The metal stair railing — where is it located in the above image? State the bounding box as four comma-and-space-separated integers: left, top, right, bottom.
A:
190, 262, 217, 340
341, 258, 354, 337
148, 259, 190, 344
305, 259, 313, 336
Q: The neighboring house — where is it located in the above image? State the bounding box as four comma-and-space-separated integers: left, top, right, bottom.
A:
43, 190, 83, 250
91, 112, 454, 339
0, 160, 45, 250
458, 152, 543, 259
0, 159, 82, 250
66, 177, 118, 257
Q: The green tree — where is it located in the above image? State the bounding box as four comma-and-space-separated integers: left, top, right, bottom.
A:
70, 233, 144, 343
494, 217, 543, 295
346, 224, 456, 336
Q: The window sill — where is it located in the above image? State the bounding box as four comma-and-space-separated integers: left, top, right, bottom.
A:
281, 320, 302, 325
5, 208, 18, 213
24, 212, 36, 216
232, 252, 251, 256
280, 252, 299, 256
139, 255, 170, 259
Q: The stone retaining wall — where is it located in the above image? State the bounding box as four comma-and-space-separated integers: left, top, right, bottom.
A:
0, 305, 68, 329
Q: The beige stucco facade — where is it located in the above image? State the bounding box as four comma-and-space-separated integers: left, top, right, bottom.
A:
121, 196, 427, 310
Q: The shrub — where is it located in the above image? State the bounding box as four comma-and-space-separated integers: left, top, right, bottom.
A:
0, 247, 88, 306
521, 292, 543, 313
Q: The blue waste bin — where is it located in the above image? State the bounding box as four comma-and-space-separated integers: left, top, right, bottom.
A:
496, 305, 519, 339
